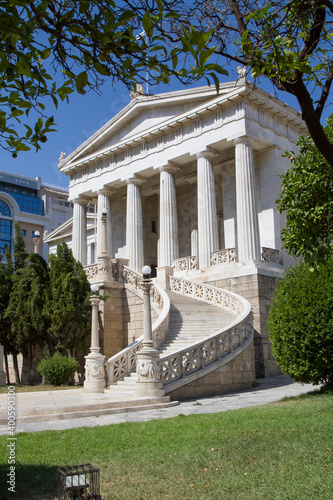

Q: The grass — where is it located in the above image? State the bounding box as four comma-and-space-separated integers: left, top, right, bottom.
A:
0, 392, 332, 500
0, 384, 81, 394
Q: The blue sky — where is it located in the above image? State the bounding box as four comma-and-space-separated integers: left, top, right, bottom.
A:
0, 71, 306, 189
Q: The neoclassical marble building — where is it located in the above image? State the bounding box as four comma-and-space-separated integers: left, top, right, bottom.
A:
46, 79, 306, 395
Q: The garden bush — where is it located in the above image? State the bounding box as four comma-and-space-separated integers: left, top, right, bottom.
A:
37, 352, 79, 386
268, 258, 333, 389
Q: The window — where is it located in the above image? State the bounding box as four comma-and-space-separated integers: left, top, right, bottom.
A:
22, 229, 26, 236
0, 200, 12, 253
151, 220, 157, 233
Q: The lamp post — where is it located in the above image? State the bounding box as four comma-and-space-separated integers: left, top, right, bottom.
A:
97, 208, 113, 281
33, 231, 40, 254
83, 284, 106, 393
135, 266, 165, 398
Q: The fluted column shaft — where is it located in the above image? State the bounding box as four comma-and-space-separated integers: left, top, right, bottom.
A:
235, 138, 261, 262
97, 190, 112, 258
190, 181, 198, 258
158, 165, 179, 267
196, 151, 219, 269
126, 178, 144, 272
72, 198, 87, 265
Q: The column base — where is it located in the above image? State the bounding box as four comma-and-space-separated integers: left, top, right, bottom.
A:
135, 380, 165, 398
156, 266, 174, 290
135, 346, 165, 398
83, 352, 106, 393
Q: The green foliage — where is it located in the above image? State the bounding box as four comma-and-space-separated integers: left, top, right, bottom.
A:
37, 352, 79, 386
47, 242, 91, 354
278, 114, 333, 262
5, 253, 50, 357
13, 221, 28, 271
0, 0, 222, 155
268, 259, 333, 388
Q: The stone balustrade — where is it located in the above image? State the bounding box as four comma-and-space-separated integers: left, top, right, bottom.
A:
261, 247, 280, 264
169, 276, 245, 316
172, 255, 198, 272
162, 276, 253, 390
105, 267, 170, 385
210, 248, 237, 266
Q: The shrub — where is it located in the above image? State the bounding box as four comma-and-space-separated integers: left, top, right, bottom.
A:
268, 258, 333, 389
37, 352, 79, 386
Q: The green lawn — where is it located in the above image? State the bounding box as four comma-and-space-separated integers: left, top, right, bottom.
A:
0, 392, 332, 500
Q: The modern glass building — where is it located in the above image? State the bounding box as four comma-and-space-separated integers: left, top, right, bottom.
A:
0, 171, 72, 259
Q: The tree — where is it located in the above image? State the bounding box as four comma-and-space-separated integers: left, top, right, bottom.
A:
0, 253, 13, 383
47, 242, 91, 356
0, 223, 28, 383
0, 0, 218, 155
144, 0, 333, 166
277, 114, 333, 263
267, 259, 333, 389
5, 253, 50, 384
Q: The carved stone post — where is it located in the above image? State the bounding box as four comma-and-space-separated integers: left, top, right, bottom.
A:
136, 266, 165, 398
84, 285, 106, 393
97, 208, 113, 281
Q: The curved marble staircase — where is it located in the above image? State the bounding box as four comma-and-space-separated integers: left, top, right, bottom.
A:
105, 274, 253, 399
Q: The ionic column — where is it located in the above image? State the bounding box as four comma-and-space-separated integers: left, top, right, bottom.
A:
158, 164, 179, 267
126, 177, 144, 272
97, 189, 113, 258
196, 150, 219, 269
72, 198, 87, 265
234, 137, 261, 262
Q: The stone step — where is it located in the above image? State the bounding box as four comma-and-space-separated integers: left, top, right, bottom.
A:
0, 398, 179, 425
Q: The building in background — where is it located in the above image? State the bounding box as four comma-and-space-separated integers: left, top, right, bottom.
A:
0, 170, 72, 259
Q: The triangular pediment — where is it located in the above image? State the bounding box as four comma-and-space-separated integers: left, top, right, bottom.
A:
59, 82, 241, 172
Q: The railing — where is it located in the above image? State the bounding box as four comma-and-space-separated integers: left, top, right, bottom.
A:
161, 276, 253, 390
211, 248, 237, 266
169, 276, 244, 315
172, 256, 198, 272
261, 247, 280, 264
105, 267, 170, 385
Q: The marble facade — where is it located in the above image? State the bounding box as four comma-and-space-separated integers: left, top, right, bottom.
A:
46, 80, 306, 378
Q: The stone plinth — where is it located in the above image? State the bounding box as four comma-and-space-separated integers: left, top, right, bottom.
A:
135, 345, 165, 398
83, 353, 106, 393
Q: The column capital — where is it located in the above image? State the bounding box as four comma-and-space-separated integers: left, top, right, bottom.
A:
72, 196, 89, 205
233, 136, 255, 147
97, 187, 115, 197
126, 175, 145, 186
194, 147, 219, 160
159, 161, 180, 174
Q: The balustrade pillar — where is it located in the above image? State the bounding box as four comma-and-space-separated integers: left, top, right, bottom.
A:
158, 164, 179, 267
196, 150, 219, 269
84, 288, 106, 393
234, 138, 261, 262
72, 198, 88, 265
126, 177, 144, 273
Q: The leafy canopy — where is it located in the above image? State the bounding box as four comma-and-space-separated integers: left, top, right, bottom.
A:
151, 0, 333, 165
278, 114, 333, 263
0, 0, 225, 156
268, 258, 333, 389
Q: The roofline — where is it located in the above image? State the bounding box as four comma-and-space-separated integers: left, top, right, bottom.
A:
59, 80, 305, 174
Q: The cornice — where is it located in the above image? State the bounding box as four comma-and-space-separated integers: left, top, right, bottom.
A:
59, 81, 305, 176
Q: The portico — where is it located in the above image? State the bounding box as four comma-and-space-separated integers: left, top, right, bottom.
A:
46, 80, 307, 379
